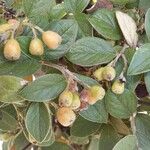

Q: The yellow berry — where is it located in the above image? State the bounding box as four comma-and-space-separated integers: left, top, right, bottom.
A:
88, 85, 105, 105
93, 67, 104, 81
29, 38, 44, 56
0, 23, 12, 34
4, 39, 21, 60
70, 93, 81, 110
112, 80, 125, 94
56, 107, 76, 127
42, 31, 62, 49
59, 91, 73, 107
102, 66, 116, 81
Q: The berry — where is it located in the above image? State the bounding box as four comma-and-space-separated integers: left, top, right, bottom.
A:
29, 38, 44, 56
112, 80, 125, 94
93, 67, 104, 81
102, 66, 116, 81
0, 23, 12, 34
59, 91, 73, 107
70, 93, 81, 110
80, 89, 92, 102
4, 39, 21, 60
88, 85, 105, 105
56, 107, 76, 127
42, 31, 62, 49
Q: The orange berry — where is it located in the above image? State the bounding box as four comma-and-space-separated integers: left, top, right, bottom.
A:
42, 31, 62, 49
56, 107, 76, 127
4, 39, 21, 60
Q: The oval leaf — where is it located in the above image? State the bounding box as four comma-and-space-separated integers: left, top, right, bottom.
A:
89, 9, 122, 40
25, 103, 51, 142
80, 100, 108, 123
113, 135, 137, 150
71, 116, 100, 137
144, 72, 150, 94
66, 37, 116, 66
145, 8, 150, 41
105, 89, 137, 119
128, 43, 150, 75
19, 74, 67, 102
116, 11, 138, 48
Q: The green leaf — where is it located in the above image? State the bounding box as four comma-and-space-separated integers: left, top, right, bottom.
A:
139, 0, 150, 12
75, 73, 99, 86
80, 100, 108, 123
19, 74, 67, 102
145, 8, 150, 41
0, 76, 24, 103
0, 109, 17, 131
23, 0, 56, 26
44, 19, 78, 60
136, 114, 150, 150
128, 43, 150, 75
88, 136, 99, 150
49, 3, 66, 20
74, 13, 92, 37
64, 0, 90, 13
113, 135, 137, 150
0, 36, 41, 77
42, 142, 70, 150
145, 72, 150, 94
25, 103, 51, 142
89, 9, 122, 40
71, 116, 100, 137
105, 89, 137, 119
99, 124, 119, 150
66, 37, 116, 66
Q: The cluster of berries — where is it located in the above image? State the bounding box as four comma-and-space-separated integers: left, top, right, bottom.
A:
0, 20, 62, 60
93, 66, 125, 94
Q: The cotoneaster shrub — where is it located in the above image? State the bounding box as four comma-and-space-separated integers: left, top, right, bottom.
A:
0, 0, 150, 149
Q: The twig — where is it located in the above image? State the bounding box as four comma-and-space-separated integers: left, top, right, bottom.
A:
41, 61, 90, 88
130, 113, 139, 150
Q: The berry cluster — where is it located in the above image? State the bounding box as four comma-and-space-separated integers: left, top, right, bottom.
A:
93, 66, 125, 94
0, 19, 62, 60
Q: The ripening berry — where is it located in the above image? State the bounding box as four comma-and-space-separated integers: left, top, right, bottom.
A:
0, 23, 12, 34
93, 67, 104, 81
112, 80, 125, 94
56, 107, 76, 127
88, 85, 105, 105
4, 39, 21, 60
70, 93, 81, 110
102, 66, 116, 81
0, 133, 14, 142
42, 31, 62, 49
29, 38, 44, 56
59, 91, 73, 107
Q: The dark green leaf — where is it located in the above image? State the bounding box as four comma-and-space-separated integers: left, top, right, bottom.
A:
25, 103, 51, 142
66, 37, 116, 66
105, 89, 137, 119
113, 135, 137, 150
80, 100, 108, 123
139, 0, 150, 12
89, 9, 122, 40
19, 74, 67, 102
64, 0, 90, 13
99, 124, 119, 150
0, 109, 17, 131
128, 43, 150, 75
71, 116, 100, 137
136, 114, 150, 150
